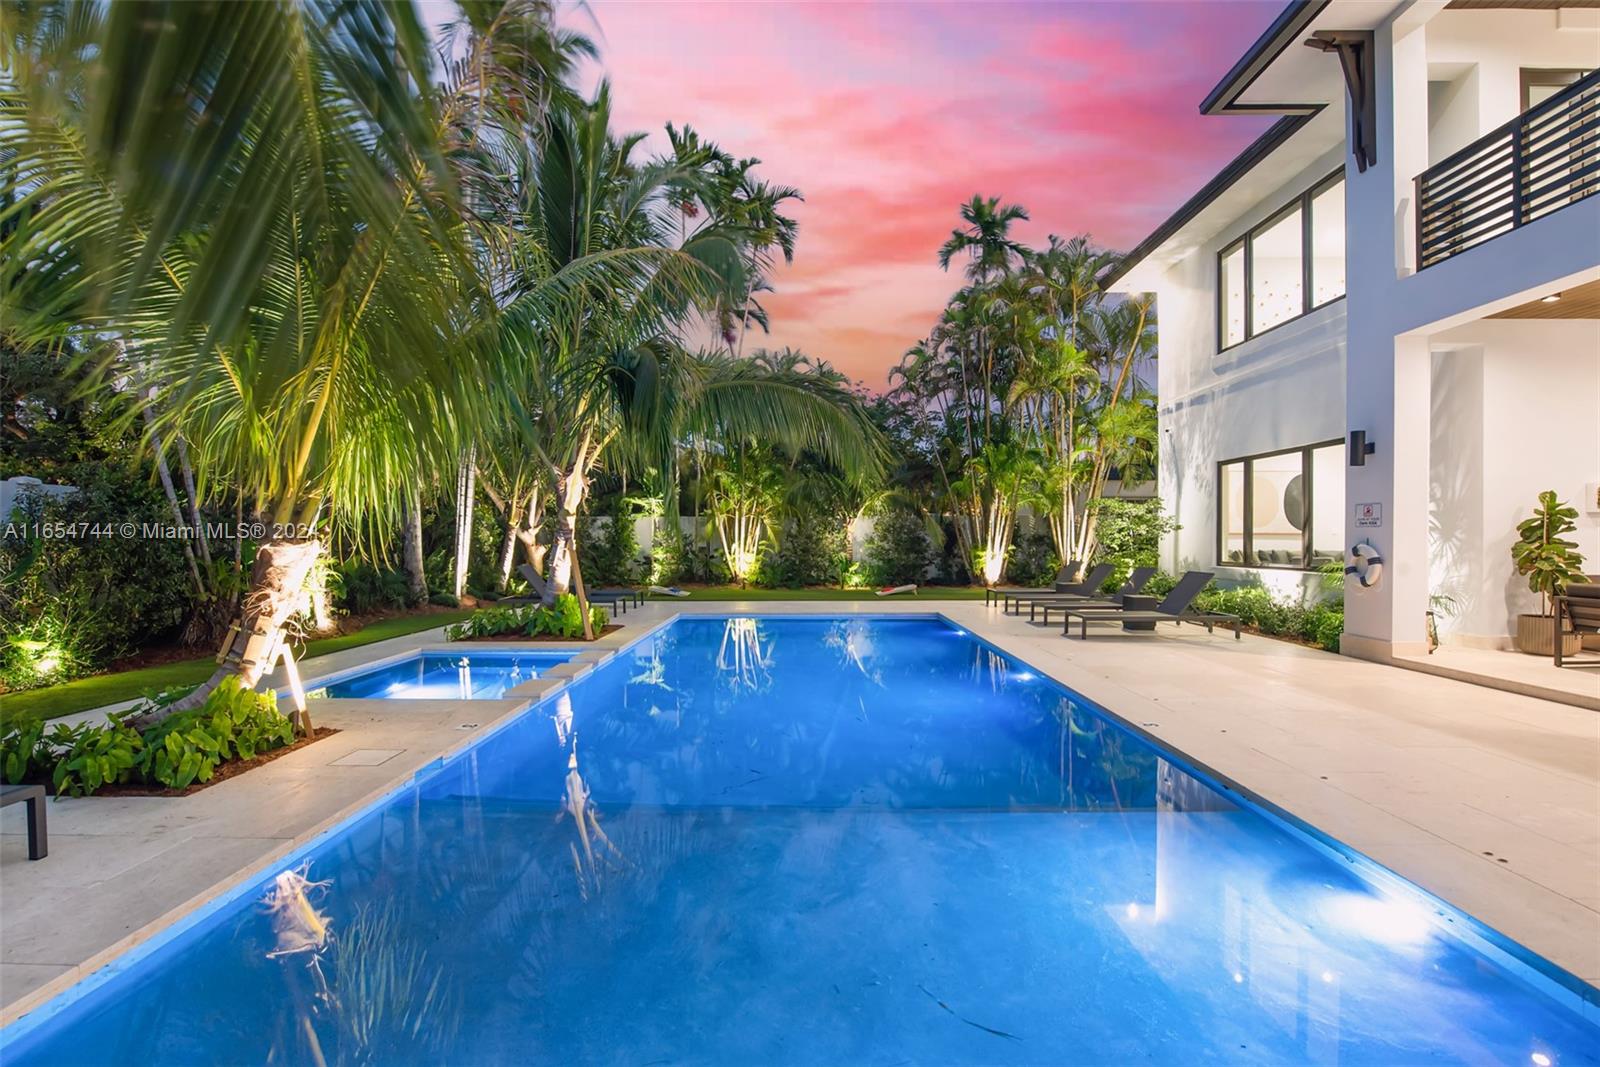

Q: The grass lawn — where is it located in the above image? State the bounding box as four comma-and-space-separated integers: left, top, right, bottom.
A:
646, 585, 987, 601
1, 610, 472, 726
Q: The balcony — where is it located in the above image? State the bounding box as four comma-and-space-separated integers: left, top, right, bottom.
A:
1415, 68, 1599, 270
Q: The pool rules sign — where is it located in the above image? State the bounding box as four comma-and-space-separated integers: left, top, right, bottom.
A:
1356, 503, 1382, 528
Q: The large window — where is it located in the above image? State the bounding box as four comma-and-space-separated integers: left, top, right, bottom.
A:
1216, 442, 1344, 570
1217, 172, 1345, 350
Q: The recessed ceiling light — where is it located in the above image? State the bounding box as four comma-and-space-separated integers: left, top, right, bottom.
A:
1541, 293, 1562, 304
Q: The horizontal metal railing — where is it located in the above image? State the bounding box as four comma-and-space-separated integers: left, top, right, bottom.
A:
1416, 68, 1600, 269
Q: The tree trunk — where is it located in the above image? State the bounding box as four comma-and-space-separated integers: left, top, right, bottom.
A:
402, 488, 427, 605
496, 512, 519, 592
131, 539, 323, 727
174, 434, 212, 567
545, 464, 587, 601
143, 408, 206, 596
452, 448, 477, 600
569, 529, 595, 641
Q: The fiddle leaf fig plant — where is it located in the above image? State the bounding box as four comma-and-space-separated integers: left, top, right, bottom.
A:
1511, 490, 1586, 616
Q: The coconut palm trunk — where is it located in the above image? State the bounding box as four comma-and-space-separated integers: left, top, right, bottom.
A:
132, 537, 323, 725
403, 488, 428, 605
452, 448, 477, 599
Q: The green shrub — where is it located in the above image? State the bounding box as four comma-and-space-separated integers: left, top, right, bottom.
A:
0, 678, 296, 795
135, 678, 292, 789
648, 526, 685, 585
1006, 523, 1060, 588
0, 718, 52, 784
0, 465, 195, 688
428, 592, 460, 608
444, 594, 606, 640
1, 606, 96, 691
863, 507, 931, 586
1091, 498, 1178, 588
579, 507, 643, 586
1309, 604, 1345, 651
758, 513, 847, 588
47, 716, 144, 797
333, 560, 413, 615
676, 538, 731, 585
1189, 575, 1344, 652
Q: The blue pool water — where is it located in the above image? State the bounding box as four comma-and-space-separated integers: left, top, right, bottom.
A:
311, 650, 578, 700
3, 617, 1596, 1065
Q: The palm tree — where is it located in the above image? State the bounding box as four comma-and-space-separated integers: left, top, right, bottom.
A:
3, 0, 498, 720
938, 195, 1030, 283
1072, 295, 1157, 560
951, 441, 1044, 585
484, 89, 881, 630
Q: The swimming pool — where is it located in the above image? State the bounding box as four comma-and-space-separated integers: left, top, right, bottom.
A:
308, 650, 579, 700
3, 616, 1595, 1064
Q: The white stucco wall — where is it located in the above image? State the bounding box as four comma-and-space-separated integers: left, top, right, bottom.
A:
1428, 320, 1600, 645
1152, 143, 1347, 596
1426, 7, 1600, 156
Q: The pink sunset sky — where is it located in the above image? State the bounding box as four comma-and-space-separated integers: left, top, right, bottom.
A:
577, 1, 1283, 388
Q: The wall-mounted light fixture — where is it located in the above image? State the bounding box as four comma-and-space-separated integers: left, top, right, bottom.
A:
1349, 430, 1376, 466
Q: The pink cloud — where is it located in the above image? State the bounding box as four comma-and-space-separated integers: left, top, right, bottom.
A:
582, 0, 1279, 389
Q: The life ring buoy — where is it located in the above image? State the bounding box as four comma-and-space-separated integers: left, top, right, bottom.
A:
1346, 542, 1384, 589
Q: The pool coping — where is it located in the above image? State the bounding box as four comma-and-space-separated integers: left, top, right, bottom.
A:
2, 610, 1594, 1041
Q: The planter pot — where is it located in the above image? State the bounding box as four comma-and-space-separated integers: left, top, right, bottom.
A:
1513, 613, 1581, 656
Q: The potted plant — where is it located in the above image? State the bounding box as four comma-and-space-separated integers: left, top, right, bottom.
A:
1511, 490, 1586, 655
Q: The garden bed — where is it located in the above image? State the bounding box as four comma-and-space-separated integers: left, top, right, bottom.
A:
451, 625, 622, 643
76, 727, 340, 798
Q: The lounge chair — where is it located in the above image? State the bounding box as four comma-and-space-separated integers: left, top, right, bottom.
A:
592, 586, 646, 608
1553, 582, 1600, 667
1003, 562, 1114, 614
1031, 567, 1158, 623
985, 561, 1081, 607
1, 783, 47, 860
1058, 570, 1239, 640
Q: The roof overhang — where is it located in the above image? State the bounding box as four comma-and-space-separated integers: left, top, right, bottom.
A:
1105, 0, 1410, 290
1102, 107, 1344, 292
1201, 0, 1332, 115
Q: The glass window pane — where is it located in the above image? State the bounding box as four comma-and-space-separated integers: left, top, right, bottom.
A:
1220, 244, 1245, 347
1310, 443, 1344, 566
1250, 450, 1305, 567
1219, 462, 1246, 565
1310, 180, 1345, 306
1250, 206, 1303, 332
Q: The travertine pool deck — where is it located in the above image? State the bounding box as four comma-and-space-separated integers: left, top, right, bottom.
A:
2, 598, 1596, 1025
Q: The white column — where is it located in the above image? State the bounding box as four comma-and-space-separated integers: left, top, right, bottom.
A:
1341, 15, 1434, 660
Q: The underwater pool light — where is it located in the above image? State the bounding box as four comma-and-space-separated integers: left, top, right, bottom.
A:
1532, 1052, 1552, 1066
1321, 892, 1434, 947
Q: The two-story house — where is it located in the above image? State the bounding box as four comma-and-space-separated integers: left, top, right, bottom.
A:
1105, 0, 1599, 673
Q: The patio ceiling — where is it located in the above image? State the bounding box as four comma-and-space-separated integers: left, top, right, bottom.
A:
1487, 276, 1600, 318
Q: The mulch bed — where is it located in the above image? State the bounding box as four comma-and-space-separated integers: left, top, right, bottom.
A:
87, 727, 341, 798
453, 625, 622, 643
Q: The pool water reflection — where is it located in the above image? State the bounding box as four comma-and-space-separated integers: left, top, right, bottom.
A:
3, 617, 1595, 1065
311, 651, 578, 700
